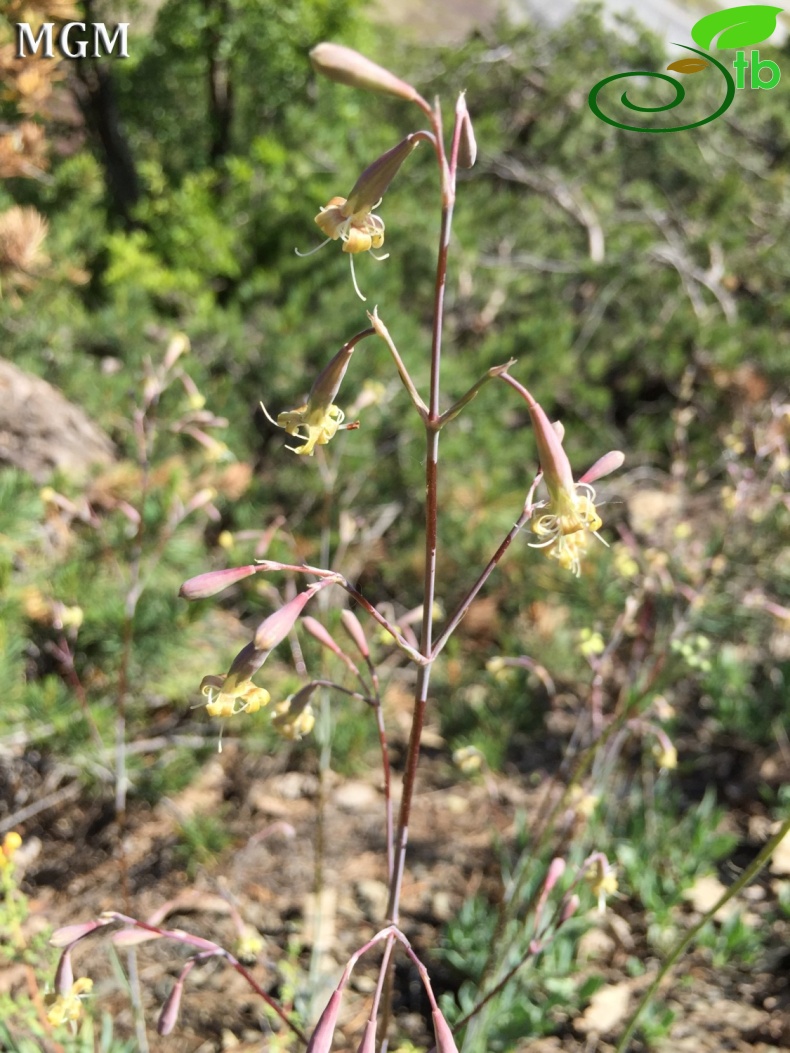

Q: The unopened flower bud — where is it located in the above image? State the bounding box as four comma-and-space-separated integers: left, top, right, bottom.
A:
345, 135, 420, 217
254, 584, 322, 651
306, 988, 343, 1053
163, 332, 190, 371
303, 617, 358, 673
543, 857, 566, 894
111, 927, 163, 947
50, 919, 111, 947
157, 978, 185, 1036
54, 950, 74, 996
455, 93, 477, 169
340, 609, 369, 658
560, 893, 580, 925
310, 43, 420, 103
433, 1008, 460, 1053
179, 565, 260, 600
356, 1017, 377, 1053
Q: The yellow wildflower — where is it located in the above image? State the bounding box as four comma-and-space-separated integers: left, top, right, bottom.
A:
276, 401, 346, 457
499, 373, 623, 576
314, 195, 386, 255
272, 695, 315, 741
585, 855, 618, 914
200, 674, 271, 718
0, 831, 22, 869
46, 977, 93, 1027
297, 135, 419, 300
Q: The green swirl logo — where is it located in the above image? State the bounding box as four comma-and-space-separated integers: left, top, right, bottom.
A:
588, 4, 783, 133
588, 46, 735, 133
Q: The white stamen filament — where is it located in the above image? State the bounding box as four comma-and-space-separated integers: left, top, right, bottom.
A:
294, 237, 332, 258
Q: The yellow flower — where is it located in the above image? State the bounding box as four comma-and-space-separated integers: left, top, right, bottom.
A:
262, 335, 368, 456
499, 374, 623, 577
236, 926, 265, 964
653, 742, 678, 770
46, 977, 93, 1027
297, 135, 419, 300
271, 695, 315, 741
452, 745, 485, 774
578, 628, 605, 658
315, 195, 386, 255
531, 484, 605, 577
200, 674, 271, 718
276, 401, 346, 457
0, 831, 22, 869
585, 855, 618, 914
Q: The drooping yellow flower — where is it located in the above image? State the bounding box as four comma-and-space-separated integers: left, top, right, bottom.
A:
276, 401, 347, 457
262, 333, 370, 456
297, 135, 419, 299
271, 684, 317, 741
500, 373, 623, 576
46, 977, 93, 1027
314, 195, 386, 255
200, 673, 271, 718
272, 697, 316, 741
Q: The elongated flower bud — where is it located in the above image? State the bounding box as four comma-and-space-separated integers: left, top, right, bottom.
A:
253, 583, 322, 651
544, 856, 566, 894
340, 610, 369, 658
54, 950, 74, 995
305, 988, 343, 1053
432, 1008, 460, 1053
50, 918, 112, 947
157, 978, 185, 1036
111, 928, 164, 947
303, 617, 359, 673
560, 893, 580, 925
179, 565, 260, 600
455, 93, 477, 169
310, 43, 419, 103
346, 135, 420, 217
307, 340, 357, 412
356, 1017, 377, 1053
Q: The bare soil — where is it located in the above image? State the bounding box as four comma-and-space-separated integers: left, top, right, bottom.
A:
4, 722, 790, 1052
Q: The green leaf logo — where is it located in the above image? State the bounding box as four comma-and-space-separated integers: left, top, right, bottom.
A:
691, 4, 783, 49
